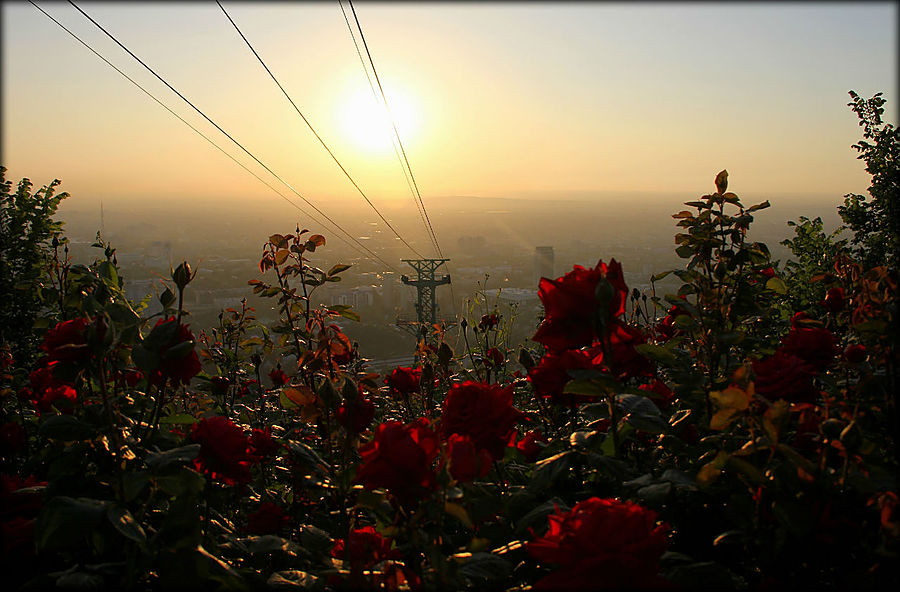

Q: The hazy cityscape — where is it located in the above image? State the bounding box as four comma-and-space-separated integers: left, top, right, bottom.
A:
55, 189, 844, 364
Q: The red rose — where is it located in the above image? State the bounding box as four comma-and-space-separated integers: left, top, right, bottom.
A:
386, 366, 421, 395
245, 501, 288, 535
0, 422, 26, 455
1, 474, 46, 518
527, 497, 669, 590
752, 350, 819, 403
1, 516, 35, 555
355, 418, 440, 500
268, 368, 288, 387
440, 381, 521, 460
478, 313, 500, 331
331, 526, 400, 568
239, 379, 258, 398
28, 363, 77, 413
324, 328, 354, 366
119, 369, 143, 387
40, 318, 91, 363
516, 429, 548, 462
148, 318, 201, 387
482, 347, 505, 368
821, 287, 845, 314
337, 396, 375, 433
191, 416, 255, 485
780, 326, 838, 371
533, 259, 628, 352
654, 306, 682, 342
843, 344, 867, 364
249, 427, 280, 459
528, 349, 598, 405
592, 321, 654, 380
446, 433, 492, 483
759, 267, 776, 279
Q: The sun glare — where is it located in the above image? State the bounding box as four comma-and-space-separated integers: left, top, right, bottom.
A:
337, 87, 420, 154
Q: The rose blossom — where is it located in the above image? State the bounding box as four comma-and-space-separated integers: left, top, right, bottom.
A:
40, 317, 92, 363
148, 317, 202, 386
386, 366, 421, 395
354, 418, 440, 500
191, 416, 255, 486
245, 501, 288, 535
780, 325, 838, 371
752, 350, 819, 403
528, 349, 598, 405
821, 286, 845, 314
337, 396, 375, 433
445, 433, 492, 483
249, 427, 280, 459
527, 497, 669, 590
592, 321, 654, 380
28, 363, 77, 413
516, 429, 548, 463
331, 526, 400, 567
440, 381, 521, 460
268, 367, 288, 387
532, 259, 629, 352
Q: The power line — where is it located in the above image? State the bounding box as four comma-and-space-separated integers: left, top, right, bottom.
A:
345, 0, 443, 260
65, 0, 397, 273
215, 0, 426, 260
336, 0, 434, 257
25, 1, 379, 263
345, 1, 458, 319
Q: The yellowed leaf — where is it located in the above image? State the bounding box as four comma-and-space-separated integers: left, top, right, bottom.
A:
697, 451, 729, 487
284, 386, 316, 407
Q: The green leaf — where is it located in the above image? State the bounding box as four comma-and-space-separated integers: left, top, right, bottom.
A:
635, 343, 677, 366
122, 471, 151, 502
267, 571, 318, 589
327, 263, 351, 276
159, 413, 198, 425
676, 245, 695, 259
132, 345, 159, 373
457, 552, 512, 583
146, 444, 201, 472
39, 415, 96, 441
36, 496, 109, 550
765, 277, 788, 294
155, 467, 206, 497
514, 498, 568, 536
98, 260, 120, 290
241, 535, 299, 555
159, 287, 176, 309
107, 505, 147, 543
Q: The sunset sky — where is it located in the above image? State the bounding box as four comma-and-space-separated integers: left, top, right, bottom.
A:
2, 1, 897, 224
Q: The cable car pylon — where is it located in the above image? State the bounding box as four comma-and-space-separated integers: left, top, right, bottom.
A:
397, 258, 453, 341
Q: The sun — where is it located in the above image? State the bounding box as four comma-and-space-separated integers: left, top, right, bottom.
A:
337, 86, 420, 154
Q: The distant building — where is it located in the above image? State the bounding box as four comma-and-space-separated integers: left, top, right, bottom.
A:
534, 246, 554, 283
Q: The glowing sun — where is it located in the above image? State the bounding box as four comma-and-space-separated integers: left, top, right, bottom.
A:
337, 87, 420, 154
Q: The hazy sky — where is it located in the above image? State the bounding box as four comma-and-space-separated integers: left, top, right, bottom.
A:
2, 2, 897, 221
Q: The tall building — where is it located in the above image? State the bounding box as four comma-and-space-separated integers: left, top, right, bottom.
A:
534, 246, 554, 284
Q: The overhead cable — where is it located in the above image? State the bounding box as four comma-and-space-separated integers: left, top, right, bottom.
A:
345, 0, 443, 259
216, 0, 426, 260
345, 0, 458, 318
24, 1, 383, 268
65, 0, 397, 272
337, 0, 435, 257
